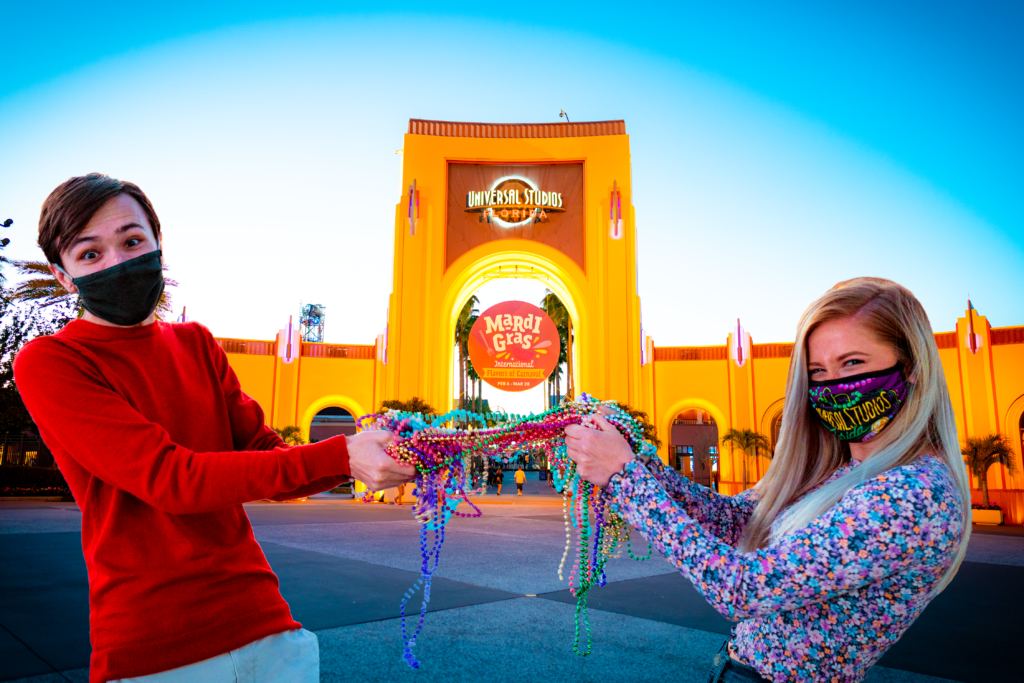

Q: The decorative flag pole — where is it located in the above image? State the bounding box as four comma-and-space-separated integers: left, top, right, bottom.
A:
610, 181, 623, 239
408, 179, 419, 236
278, 316, 300, 364
966, 299, 982, 354
731, 318, 749, 367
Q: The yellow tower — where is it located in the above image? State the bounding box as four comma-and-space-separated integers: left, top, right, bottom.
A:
381, 119, 645, 415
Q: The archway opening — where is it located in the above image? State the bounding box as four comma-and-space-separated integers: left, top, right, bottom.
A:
452, 277, 563, 418
1019, 411, 1024, 467
447, 254, 583, 419
671, 409, 719, 490
442, 248, 581, 417
771, 413, 784, 450
310, 406, 356, 443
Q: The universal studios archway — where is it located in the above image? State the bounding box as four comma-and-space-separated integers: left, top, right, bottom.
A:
378, 119, 650, 420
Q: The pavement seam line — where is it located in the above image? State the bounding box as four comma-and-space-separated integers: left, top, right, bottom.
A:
0, 622, 73, 683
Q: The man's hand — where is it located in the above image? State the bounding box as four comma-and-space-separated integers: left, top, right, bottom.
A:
564, 414, 635, 488
346, 430, 416, 491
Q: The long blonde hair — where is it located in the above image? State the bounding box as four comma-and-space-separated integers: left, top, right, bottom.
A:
738, 278, 971, 592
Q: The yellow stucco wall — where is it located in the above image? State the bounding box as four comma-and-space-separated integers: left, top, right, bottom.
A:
224, 352, 277, 419
294, 357, 376, 434
221, 343, 378, 441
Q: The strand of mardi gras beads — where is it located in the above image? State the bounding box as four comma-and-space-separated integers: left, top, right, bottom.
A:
358, 395, 658, 667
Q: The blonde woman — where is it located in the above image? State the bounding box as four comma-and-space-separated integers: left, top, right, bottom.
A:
565, 278, 971, 682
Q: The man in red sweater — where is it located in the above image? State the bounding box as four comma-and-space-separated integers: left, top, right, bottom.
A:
14, 174, 416, 683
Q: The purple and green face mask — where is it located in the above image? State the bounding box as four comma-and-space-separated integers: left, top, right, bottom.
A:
808, 362, 908, 443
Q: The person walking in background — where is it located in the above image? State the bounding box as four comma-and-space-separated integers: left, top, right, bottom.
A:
514, 466, 526, 496
495, 467, 504, 495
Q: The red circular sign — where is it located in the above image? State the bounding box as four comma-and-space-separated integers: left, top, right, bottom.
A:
468, 301, 560, 392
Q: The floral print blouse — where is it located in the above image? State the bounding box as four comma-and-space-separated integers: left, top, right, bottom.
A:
603, 455, 963, 682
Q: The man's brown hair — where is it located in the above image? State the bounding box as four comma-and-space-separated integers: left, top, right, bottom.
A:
39, 173, 161, 268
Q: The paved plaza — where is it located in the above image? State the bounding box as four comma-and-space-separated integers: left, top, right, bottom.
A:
2, 476, 1022, 683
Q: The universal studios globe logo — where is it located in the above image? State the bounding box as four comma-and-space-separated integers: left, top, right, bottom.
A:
465, 175, 566, 228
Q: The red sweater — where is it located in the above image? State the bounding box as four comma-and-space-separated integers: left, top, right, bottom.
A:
14, 319, 350, 683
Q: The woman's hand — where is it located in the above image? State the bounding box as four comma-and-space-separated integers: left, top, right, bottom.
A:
564, 414, 635, 487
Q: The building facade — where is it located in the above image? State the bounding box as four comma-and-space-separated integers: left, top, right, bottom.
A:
214, 119, 1024, 523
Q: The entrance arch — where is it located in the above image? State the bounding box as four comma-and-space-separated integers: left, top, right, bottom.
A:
658, 398, 729, 462
760, 397, 786, 450
299, 394, 369, 442
1003, 393, 1024, 489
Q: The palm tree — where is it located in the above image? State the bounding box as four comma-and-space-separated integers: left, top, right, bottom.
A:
378, 396, 437, 416
466, 357, 482, 412
454, 295, 479, 409
460, 311, 480, 410
547, 362, 563, 409
720, 428, 773, 490
540, 290, 573, 402
11, 260, 178, 319
273, 425, 307, 446
962, 433, 1018, 508
611, 401, 662, 450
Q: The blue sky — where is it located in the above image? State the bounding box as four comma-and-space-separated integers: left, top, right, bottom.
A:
1, 2, 1021, 364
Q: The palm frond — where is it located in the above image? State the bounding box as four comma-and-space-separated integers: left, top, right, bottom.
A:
273, 425, 307, 446
962, 434, 1018, 478
9, 259, 178, 319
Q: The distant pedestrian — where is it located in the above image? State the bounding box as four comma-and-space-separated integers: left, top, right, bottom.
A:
495, 467, 504, 495
515, 466, 526, 496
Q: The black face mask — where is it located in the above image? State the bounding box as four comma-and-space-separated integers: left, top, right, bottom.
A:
59, 250, 165, 326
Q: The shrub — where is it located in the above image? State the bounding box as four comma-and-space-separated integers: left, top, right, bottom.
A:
0, 466, 70, 497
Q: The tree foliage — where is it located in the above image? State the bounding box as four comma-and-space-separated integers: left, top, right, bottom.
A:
540, 290, 572, 403
378, 396, 437, 417
962, 433, 1018, 508
691, 427, 720, 475
611, 401, 662, 450
720, 428, 773, 489
454, 296, 479, 409
0, 218, 78, 435
272, 425, 307, 446
0, 297, 76, 434
11, 260, 179, 319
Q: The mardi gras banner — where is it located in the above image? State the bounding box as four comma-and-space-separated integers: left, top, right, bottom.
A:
468, 301, 560, 392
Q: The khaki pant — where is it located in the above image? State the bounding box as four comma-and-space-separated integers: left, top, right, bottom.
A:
111, 628, 318, 683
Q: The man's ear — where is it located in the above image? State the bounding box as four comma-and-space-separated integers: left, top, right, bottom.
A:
50, 264, 77, 295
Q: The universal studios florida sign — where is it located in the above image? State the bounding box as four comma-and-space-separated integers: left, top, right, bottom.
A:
465, 175, 565, 228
